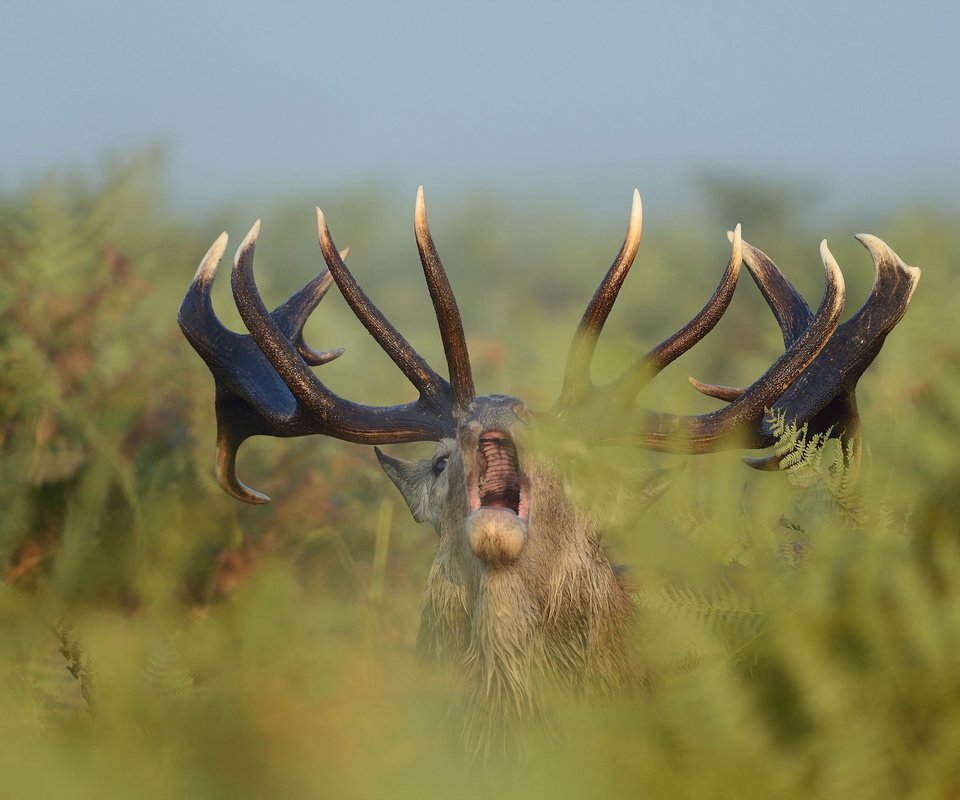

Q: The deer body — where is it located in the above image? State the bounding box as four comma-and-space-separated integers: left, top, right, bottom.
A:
179, 186, 920, 739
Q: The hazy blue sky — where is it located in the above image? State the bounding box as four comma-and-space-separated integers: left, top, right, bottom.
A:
3, 1, 958, 215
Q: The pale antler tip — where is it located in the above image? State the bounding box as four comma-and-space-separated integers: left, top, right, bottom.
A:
211, 231, 230, 259
315, 207, 332, 243
727, 224, 743, 275
194, 232, 229, 283
819, 238, 832, 265
216, 438, 271, 504
854, 233, 912, 270
855, 233, 921, 291
415, 185, 428, 227
854, 233, 890, 270
818, 239, 846, 299
625, 189, 643, 246
315, 208, 343, 259
238, 220, 261, 255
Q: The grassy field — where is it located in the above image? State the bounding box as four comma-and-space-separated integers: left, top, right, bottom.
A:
1, 158, 959, 798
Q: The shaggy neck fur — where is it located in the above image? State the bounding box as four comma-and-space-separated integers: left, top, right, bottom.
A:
417, 456, 640, 746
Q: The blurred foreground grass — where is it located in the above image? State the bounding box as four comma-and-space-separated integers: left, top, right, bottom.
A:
1, 158, 959, 798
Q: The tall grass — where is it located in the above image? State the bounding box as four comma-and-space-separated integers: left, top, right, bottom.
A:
1, 157, 958, 798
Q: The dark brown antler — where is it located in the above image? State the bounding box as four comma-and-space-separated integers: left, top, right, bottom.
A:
555, 191, 745, 416
618, 240, 844, 452
182, 186, 920, 504
179, 188, 473, 503
413, 186, 476, 410
554, 192, 919, 457
556, 190, 646, 409
690, 232, 921, 468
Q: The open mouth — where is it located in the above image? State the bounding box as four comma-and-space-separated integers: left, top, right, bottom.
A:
468, 430, 528, 518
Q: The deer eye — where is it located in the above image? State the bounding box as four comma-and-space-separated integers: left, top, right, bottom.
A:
432, 456, 448, 475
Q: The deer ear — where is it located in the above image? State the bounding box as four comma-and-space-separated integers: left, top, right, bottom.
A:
375, 447, 432, 524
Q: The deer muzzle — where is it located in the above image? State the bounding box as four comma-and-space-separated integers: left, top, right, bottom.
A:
465, 429, 529, 567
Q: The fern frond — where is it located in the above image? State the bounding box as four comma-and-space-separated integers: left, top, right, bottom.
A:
637, 581, 768, 649
766, 409, 863, 525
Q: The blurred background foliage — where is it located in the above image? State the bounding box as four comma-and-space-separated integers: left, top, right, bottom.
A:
1, 153, 959, 798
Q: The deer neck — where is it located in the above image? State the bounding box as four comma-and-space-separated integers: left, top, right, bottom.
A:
419, 457, 637, 706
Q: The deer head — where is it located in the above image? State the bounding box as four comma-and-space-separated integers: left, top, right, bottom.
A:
179, 187, 919, 739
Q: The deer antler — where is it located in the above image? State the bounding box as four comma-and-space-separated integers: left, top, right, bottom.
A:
554, 193, 920, 457
690, 232, 921, 467
555, 191, 745, 414
614, 240, 845, 451
178, 188, 474, 503
182, 187, 921, 502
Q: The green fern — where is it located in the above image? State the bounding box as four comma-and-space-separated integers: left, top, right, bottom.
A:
636, 581, 768, 662
143, 633, 196, 699
767, 410, 862, 526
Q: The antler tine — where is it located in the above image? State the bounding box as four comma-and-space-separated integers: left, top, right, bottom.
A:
687, 234, 810, 404
854, 234, 920, 314
315, 207, 451, 409
230, 221, 361, 425
688, 377, 745, 402
190, 231, 230, 295
688, 233, 814, 387
414, 186, 476, 411
599, 224, 744, 407
556, 190, 643, 409
179, 232, 233, 366
736, 233, 815, 348
214, 390, 272, 504
602, 238, 845, 452
270, 267, 346, 366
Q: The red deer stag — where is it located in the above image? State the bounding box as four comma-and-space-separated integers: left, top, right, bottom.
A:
179, 188, 919, 739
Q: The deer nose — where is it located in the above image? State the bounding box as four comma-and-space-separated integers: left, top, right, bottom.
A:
463, 394, 528, 428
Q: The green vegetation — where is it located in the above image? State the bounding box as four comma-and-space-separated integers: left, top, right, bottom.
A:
1, 157, 958, 798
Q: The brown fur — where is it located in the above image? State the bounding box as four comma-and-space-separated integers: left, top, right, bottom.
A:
378, 399, 642, 747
